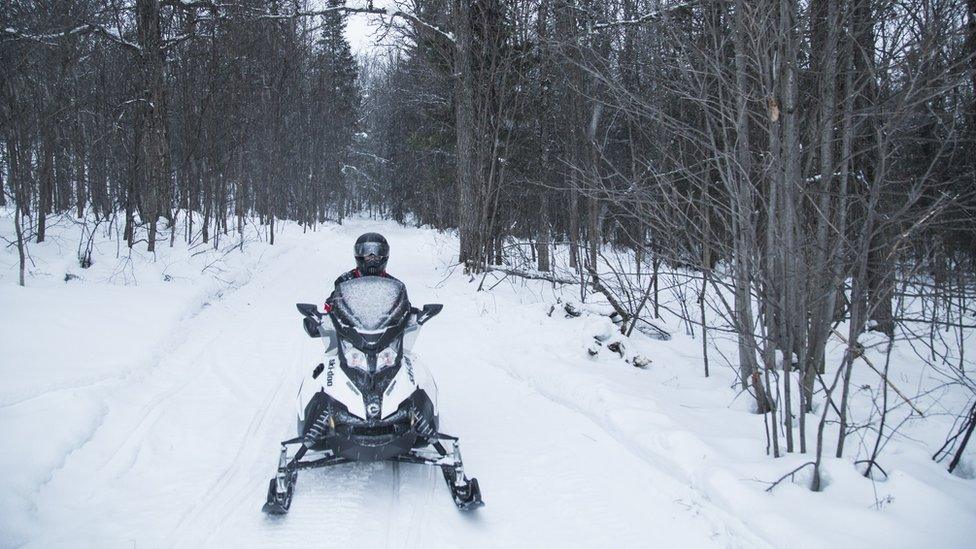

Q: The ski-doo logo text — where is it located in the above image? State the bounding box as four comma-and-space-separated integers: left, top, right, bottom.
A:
326, 361, 335, 387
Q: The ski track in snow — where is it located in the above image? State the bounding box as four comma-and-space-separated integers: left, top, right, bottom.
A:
14, 218, 958, 547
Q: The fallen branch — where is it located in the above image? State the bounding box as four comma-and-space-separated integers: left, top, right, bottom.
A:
485, 266, 577, 285
764, 461, 816, 492
586, 267, 631, 331
490, 266, 672, 340
630, 318, 672, 341
831, 329, 924, 416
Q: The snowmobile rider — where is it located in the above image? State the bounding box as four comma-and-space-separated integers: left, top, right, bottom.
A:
325, 232, 399, 310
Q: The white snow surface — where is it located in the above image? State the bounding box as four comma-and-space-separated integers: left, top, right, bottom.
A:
1, 211, 973, 548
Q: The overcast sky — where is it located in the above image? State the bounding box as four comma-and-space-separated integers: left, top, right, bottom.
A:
341, 1, 397, 55
345, 11, 381, 54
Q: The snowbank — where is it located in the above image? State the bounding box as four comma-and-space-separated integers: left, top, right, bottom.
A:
0, 210, 294, 545
453, 253, 976, 548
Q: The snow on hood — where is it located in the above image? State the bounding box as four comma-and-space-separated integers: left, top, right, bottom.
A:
334, 276, 410, 331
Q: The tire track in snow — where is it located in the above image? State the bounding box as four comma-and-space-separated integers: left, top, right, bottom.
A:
383, 461, 401, 549
26, 240, 314, 546
96, 332, 226, 476
0, 246, 279, 411
166, 232, 411, 548
169, 347, 292, 544
35, 247, 286, 487
168, 239, 333, 544
21, 275, 269, 529
32, 286, 245, 501
398, 460, 436, 549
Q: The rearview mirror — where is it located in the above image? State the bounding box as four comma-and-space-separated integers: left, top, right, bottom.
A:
416, 303, 443, 325
296, 303, 322, 319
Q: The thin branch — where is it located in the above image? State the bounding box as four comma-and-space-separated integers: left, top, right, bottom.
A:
2, 22, 141, 53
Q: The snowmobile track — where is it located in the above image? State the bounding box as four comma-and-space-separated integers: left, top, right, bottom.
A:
170, 358, 291, 544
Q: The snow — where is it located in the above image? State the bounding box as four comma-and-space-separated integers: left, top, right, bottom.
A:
1, 209, 973, 548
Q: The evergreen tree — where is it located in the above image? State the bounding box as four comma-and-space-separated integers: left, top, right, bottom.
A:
313, 0, 361, 221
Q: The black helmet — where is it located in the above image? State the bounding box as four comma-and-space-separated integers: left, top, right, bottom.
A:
354, 232, 389, 275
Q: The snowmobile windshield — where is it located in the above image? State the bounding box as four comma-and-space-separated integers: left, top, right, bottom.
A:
333, 277, 410, 333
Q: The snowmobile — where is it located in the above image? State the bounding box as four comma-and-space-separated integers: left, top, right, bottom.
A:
262, 276, 484, 514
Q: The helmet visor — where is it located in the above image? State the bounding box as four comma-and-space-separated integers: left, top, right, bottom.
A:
355, 241, 388, 258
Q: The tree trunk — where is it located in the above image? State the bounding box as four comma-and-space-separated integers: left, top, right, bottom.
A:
14, 205, 26, 286
202, 159, 211, 244
652, 252, 659, 318
852, 0, 891, 339
967, 0, 976, 126
781, 0, 803, 453
136, 0, 170, 253
700, 223, 711, 377
454, 0, 483, 271
74, 116, 87, 218
537, 194, 551, 272
587, 196, 600, 271
568, 181, 580, 271
948, 402, 976, 474
731, 0, 768, 413
38, 123, 55, 243
4, 132, 27, 285
867, 229, 896, 338
90, 133, 108, 219
55, 130, 71, 212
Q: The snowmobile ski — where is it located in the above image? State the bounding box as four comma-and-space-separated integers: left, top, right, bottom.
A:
262, 446, 297, 515
439, 438, 483, 510
443, 467, 484, 510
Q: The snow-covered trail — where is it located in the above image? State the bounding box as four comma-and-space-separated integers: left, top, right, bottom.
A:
8, 219, 763, 548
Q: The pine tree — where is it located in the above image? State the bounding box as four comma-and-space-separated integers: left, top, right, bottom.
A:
313, 0, 361, 220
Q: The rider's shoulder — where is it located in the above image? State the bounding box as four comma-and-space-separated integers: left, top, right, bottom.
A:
334, 269, 359, 286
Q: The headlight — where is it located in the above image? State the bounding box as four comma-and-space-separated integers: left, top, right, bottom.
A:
377, 342, 399, 369
342, 340, 368, 371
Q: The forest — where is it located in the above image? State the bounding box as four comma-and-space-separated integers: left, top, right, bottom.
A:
3, 0, 976, 496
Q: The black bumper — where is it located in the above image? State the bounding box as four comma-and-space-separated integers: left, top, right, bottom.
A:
300, 389, 439, 461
